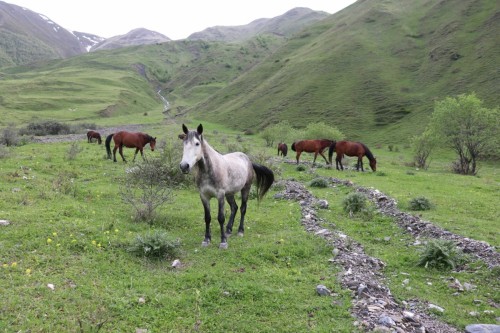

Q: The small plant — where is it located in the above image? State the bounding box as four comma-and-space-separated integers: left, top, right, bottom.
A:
342, 192, 367, 214
128, 230, 180, 259
296, 165, 306, 172
409, 196, 433, 211
0, 126, 20, 146
417, 239, 466, 270
66, 142, 82, 160
309, 177, 328, 188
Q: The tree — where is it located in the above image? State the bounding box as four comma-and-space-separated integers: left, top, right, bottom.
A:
411, 131, 435, 169
426, 93, 499, 175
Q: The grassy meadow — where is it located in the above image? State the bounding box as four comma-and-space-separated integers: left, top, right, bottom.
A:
0, 122, 498, 332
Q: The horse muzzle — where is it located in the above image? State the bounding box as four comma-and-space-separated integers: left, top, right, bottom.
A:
179, 162, 190, 174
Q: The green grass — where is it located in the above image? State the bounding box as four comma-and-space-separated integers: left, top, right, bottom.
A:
0, 124, 498, 331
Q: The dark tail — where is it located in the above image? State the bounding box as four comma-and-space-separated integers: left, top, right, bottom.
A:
252, 163, 274, 201
291, 142, 296, 152
328, 142, 336, 164
105, 133, 114, 159
282, 144, 288, 157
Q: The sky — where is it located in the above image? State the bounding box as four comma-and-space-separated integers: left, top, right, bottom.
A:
6, 0, 357, 40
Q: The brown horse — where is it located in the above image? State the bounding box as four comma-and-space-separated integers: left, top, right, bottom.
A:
328, 141, 376, 171
277, 143, 288, 157
87, 130, 102, 144
105, 131, 156, 162
291, 139, 335, 164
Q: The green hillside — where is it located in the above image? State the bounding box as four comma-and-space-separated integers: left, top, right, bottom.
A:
187, 0, 500, 143
0, 0, 498, 144
0, 36, 283, 127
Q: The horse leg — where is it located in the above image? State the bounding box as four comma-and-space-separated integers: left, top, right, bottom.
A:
217, 194, 228, 249
237, 187, 250, 236
296, 151, 301, 164
336, 155, 343, 170
359, 157, 364, 172
133, 148, 139, 162
118, 145, 126, 162
224, 194, 238, 237
201, 196, 211, 247
313, 152, 318, 165
319, 151, 329, 165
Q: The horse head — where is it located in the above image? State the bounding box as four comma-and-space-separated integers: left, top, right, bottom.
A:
149, 136, 157, 151
179, 124, 204, 174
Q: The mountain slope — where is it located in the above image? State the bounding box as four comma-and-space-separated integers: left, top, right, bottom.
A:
185, 0, 500, 143
91, 28, 171, 51
188, 7, 329, 42
0, 1, 86, 66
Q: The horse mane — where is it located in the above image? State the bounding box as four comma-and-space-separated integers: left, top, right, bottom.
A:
360, 143, 375, 160
291, 142, 296, 151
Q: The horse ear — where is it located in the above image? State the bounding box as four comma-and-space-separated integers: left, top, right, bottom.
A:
178, 134, 186, 140
197, 124, 203, 135
182, 124, 188, 134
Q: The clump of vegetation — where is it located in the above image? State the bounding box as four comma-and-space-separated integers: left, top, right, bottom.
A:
0, 126, 20, 146
66, 142, 82, 160
120, 156, 175, 224
411, 132, 434, 169
342, 192, 367, 214
296, 164, 306, 172
128, 230, 180, 259
309, 177, 328, 188
408, 196, 433, 211
417, 239, 467, 270
19, 120, 71, 136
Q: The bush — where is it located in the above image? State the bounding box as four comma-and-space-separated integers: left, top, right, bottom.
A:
309, 177, 329, 188
128, 230, 180, 259
0, 127, 20, 146
66, 142, 82, 160
417, 239, 466, 270
296, 165, 306, 172
342, 192, 367, 214
408, 196, 433, 211
20, 120, 70, 136
120, 157, 175, 224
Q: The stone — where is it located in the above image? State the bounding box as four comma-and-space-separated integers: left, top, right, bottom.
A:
465, 324, 500, 333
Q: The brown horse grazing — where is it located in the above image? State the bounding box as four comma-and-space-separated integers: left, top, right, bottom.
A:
105, 131, 156, 162
87, 130, 102, 144
277, 143, 288, 157
328, 141, 376, 171
291, 139, 335, 164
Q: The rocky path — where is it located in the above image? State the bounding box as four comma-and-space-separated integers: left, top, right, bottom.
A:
277, 178, 498, 333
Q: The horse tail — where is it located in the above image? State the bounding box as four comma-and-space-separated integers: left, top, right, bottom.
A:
328, 142, 336, 164
252, 163, 275, 202
361, 143, 374, 161
282, 144, 288, 157
105, 133, 114, 159
291, 142, 296, 152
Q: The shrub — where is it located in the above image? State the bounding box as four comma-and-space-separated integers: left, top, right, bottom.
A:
342, 192, 367, 214
417, 239, 466, 270
0, 126, 20, 146
309, 177, 328, 188
66, 142, 82, 160
409, 196, 433, 211
120, 157, 175, 224
296, 165, 306, 172
128, 230, 180, 259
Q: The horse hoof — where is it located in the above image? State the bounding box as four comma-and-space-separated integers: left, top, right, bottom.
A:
237, 232, 244, 237
219, 242, 228, 249
225, 232, 232, 237
201, 241, 210, 247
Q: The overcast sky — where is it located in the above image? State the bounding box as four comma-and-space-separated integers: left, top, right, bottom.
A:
6, 0, 357, 40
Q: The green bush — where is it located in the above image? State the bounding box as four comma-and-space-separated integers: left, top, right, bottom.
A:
296, 165, 306, 172
342, 192, 367, 214
309, 177, 328, 188
409, 196, 433, 211
417, 239, 466, 270
128, 230, 180, 259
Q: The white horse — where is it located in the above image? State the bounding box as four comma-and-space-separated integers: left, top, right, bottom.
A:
179, 124, 274, 249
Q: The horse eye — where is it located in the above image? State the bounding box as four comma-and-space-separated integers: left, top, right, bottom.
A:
195, 142, 200, 146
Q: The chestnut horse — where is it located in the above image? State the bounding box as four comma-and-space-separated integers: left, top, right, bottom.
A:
86, 130, 102, 144
277, 143, 288, 157
328, 141, 376, 171
105, 131, 156, 162
179, 124, 274, 249
291, 139, 335, 164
